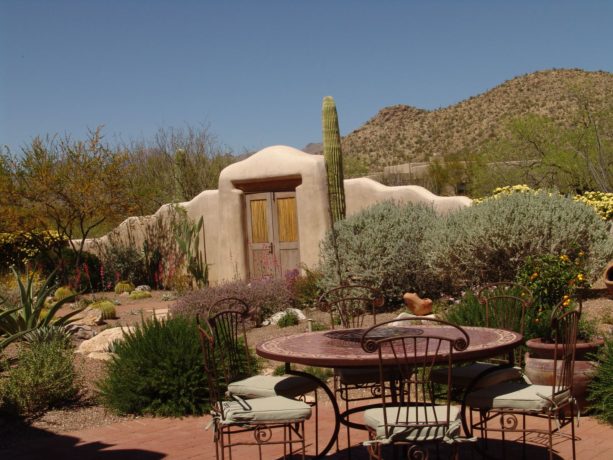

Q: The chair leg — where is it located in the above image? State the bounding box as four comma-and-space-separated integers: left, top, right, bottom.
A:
570, 403, 577, 460
548, 413, 554, 460
314, 389, 319, 455
345, 388, 352, 458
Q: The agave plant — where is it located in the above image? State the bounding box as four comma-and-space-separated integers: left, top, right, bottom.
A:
0, 268, 85, 350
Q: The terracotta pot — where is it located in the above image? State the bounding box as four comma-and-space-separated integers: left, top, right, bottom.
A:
604, 261, 613, 296
524, 338, 603, 412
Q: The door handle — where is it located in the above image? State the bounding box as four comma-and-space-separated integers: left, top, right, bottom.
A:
268, 242, 273, 254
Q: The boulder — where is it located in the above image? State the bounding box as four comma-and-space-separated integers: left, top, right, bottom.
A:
87, 351, 114, 361
388, 311, 437, 327
135, 285, 152, 292
71, 307, 104, 326
263, 308, 306, 326
76, 326, 135, 354
65, 324, 96, 340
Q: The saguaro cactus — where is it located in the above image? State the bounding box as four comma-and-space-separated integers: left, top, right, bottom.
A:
322, 96, 346, 224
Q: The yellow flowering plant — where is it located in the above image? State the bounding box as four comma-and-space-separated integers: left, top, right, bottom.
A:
516, 252, 589, 340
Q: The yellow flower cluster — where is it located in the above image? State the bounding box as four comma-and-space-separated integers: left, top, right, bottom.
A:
573, 191, 613, 221
473, 184, 536, 204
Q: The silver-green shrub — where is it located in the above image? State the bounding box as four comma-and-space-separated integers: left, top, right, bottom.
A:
422, 191, 613, 292
318, 201, 438, 302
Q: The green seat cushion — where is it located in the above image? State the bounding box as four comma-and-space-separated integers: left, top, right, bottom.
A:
431, 363, 523, 388
221, 396, 312, 424
363, 405, 461, 442
466, 382, 571, 411
227, 375, 318, 399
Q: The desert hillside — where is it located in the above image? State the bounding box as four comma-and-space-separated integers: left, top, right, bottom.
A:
326, 69, 613, 170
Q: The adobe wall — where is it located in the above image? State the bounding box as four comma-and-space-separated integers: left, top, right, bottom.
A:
82, 145, 472, 285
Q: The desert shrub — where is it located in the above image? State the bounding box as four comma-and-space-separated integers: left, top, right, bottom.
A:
304, 366, 333, 381
129, 290, 152, 300
100, 245, 148, 287
45, 247, 104, 292
173, 278, 293, 324
90, 300, 117, 320
277, 310, 299, 328
54, 286, 76, 301
114, 281, 135, 294
0, 337, 79, 416
319, 201, 438, 302
98, 315, 208, 416
588, 337, 613, 424
288, 268, 323, 309
423, 191, 613, 293
310, 321, 329, 331
439, 291, 486, 327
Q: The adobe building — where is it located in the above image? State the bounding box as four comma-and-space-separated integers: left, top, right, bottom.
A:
83, 145, 472, 284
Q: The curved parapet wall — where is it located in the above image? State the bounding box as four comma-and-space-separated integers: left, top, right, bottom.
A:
81, 145, 471, 285
344, 177, 472, 216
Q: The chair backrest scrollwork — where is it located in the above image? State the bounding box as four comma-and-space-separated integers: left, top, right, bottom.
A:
317, 284, 384, 329
360, 317, 470, 439
207, 297, 253, 384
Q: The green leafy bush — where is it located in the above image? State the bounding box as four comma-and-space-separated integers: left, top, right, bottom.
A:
90, 300, 117, 320
439, 291, 486, 327
319, 201, 438, 302
422, 191, 613, 293
129, 290, 152, 300
0, 338, 79, 416
97, 315, 209, 416
114, 281, 135, 294
588, 338, 613, 424
277, 310, 299, 328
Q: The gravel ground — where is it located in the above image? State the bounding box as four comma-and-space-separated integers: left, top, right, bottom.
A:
1, 288, 611, 448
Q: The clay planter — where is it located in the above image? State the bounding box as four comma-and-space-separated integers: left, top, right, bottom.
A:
524, 337, 604, 412
604, 261, 613, 296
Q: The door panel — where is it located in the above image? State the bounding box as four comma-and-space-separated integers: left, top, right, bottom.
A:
246, 193, 276, 279
246, 191, 300, 280
273, 192, 300, 277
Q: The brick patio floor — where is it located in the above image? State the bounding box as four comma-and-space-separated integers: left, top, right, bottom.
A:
1, 401, 611, 459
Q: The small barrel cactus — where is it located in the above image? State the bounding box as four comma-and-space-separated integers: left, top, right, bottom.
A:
114, 281, 135, 295
54, 286, 76, 301
90, 300, 117, 320
129, 290, 152, 300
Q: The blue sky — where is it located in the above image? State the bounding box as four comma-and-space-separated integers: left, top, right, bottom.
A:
1, 1, 612, 155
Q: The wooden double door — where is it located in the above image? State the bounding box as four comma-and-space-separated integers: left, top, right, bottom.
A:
246, 191, 300, 280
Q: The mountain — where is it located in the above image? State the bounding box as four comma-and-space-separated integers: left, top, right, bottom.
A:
338, 69, 613, 170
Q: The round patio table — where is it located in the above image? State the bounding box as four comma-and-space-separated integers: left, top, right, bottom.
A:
256, 325, 523, 458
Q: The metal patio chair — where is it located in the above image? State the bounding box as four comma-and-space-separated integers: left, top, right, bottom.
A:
197, 323, 312, 460
360, 317, 474, 459
206, 297, 321, 451
463, 299, 580, 460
